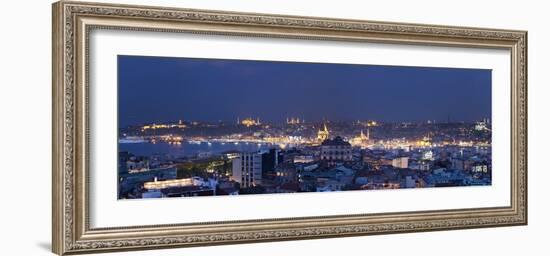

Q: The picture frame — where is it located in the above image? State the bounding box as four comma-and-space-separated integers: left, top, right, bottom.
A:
52, 1, 527, 255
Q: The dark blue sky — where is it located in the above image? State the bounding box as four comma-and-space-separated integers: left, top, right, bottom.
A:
118, 55, 491, 127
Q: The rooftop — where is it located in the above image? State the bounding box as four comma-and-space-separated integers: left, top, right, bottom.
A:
321, 136, 351, 146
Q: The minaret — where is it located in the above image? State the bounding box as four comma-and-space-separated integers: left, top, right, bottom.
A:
317, 122, 330, 141
366, 128, 370, 140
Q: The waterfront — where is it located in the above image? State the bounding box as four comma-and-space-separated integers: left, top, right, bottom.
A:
117, 120, 492, 199
117, 55, 492, 199
119, 140, 280, 158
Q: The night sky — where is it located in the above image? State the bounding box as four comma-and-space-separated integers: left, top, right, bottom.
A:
118, 55, 491, 127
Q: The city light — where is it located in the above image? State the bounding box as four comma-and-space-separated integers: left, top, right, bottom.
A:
143, 178, 195, 190
117, 55, 493, 200
120, 117, 492, 199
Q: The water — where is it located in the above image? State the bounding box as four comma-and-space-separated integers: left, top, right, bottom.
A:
119, 141, 280, 158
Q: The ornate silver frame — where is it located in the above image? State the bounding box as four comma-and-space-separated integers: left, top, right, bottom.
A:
52, 1, 527, 255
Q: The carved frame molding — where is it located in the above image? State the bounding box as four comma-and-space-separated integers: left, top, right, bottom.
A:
52, 1, 527, 255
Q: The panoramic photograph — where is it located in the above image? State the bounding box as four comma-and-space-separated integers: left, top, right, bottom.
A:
117, 55, 492, 200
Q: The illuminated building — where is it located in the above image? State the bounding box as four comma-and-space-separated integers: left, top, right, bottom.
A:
274, 164, 297, 184
391, 156, 409, 169
232, 152, 263, 188
317, 123, 330, 142
293, 155, 315, 163
320, 136, 352, 165
142, 176, 217, 198
417, 161, 431, 171
286, 117, 303, 124
367, 120, 378, 127
471, 162, 489, 173
422, 150, 434, 161
239, 117, 261, 127
475, 119, 490, 131
144, 177, 196, 190
223, 151, 240, 160
350, 129, 370, 147
141, 121, 186, 131
356, 120, 379, 127
415, 135, 432, 148
160, 134, 183, 144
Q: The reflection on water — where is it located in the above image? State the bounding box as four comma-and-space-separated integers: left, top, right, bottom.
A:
119, 141, 280, 158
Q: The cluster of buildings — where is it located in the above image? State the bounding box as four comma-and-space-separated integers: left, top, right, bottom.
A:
238, 117, 262, 127
118, 120, 492, 199
118, 118, 492, 199
226, 130, 490, 195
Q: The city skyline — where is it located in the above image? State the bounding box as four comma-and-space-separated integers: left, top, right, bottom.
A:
118, 55, 492, 127
118, 55, 492, 200
125, 116, 490, 126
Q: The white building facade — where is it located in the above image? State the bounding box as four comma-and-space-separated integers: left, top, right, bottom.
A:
392, 156, 409, 169
320, 136, 352, 164
232, 152, 263, 188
